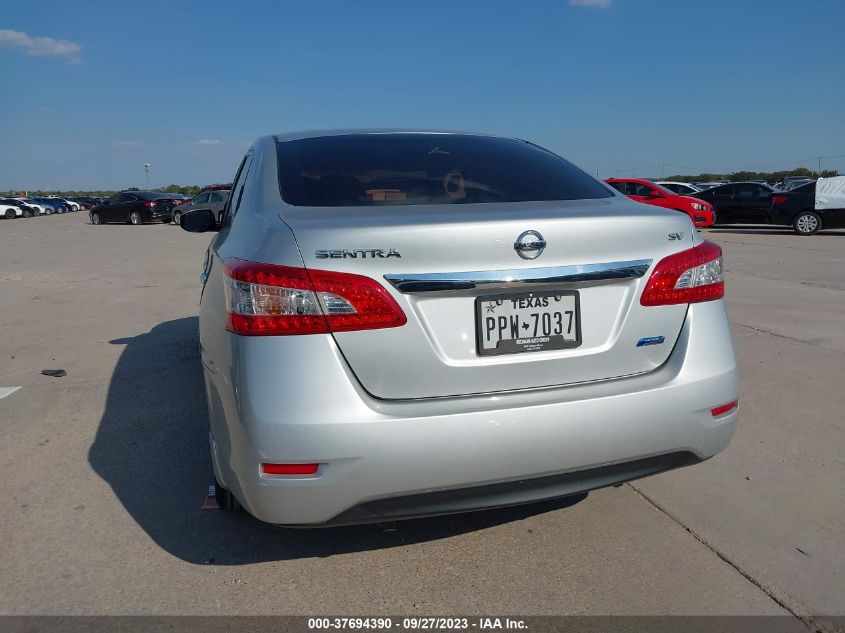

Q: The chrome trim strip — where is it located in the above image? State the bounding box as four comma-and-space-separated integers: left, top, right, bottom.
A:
384, 259, 652, 293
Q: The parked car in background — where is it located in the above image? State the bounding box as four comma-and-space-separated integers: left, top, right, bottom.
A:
0, 198, 39, 218
14, 198, 47, 215
45, 196, 80, 211
172, 186, 230, 227
89, 191, 182, 225
1, 202, 25, 219
177, 130, 737, 525
693, 181, 728, 190
68, 196, 101, 210
655, 181, 701, 195
605, 178, 715, 227
31, 198, 66, 214
770, 177, 845, 235
691, 182, 776, 224
782, 178, 813, 190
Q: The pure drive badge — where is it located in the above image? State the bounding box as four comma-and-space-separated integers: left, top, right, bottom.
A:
316, 249, 401, 259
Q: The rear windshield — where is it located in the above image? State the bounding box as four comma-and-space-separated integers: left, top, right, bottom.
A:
275, 134, 613, 207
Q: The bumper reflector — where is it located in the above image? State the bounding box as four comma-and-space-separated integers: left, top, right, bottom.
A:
262, 463, 319, 475
710, 401, 738, 417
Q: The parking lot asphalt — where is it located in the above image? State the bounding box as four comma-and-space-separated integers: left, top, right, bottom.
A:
0, 216, 842, 627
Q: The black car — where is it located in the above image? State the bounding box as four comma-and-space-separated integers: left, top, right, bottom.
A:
89, 191, 179, 225
769, 180, 845, 235
692, 182, 776, 224
0, 198, 38, 218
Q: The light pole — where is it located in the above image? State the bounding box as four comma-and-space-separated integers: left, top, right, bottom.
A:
144, 163, 150, 189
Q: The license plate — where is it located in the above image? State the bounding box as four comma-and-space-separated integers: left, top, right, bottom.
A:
475, 291, 581, 356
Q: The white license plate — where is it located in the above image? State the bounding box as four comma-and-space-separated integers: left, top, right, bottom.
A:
475, 291, 581, 356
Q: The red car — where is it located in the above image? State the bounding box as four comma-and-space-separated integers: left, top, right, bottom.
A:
606, 178, 715, 227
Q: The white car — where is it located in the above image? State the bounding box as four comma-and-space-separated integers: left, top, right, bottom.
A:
1, 203, 23, 219
14, 199, 47, 215
655, 181, 701, 196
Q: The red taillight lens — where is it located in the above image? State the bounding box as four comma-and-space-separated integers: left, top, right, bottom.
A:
772, 195, 788, 205
640, 241, 724, 306
223, 258, 407, 336
143, 201, 156, 208
262, 463, 319, 475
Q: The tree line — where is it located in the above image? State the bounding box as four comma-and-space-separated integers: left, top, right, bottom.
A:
664, 166, 839, 184
1, 183, 221, 198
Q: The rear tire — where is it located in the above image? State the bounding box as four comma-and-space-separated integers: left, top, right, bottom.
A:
129, 211, 142, 225
793, 211, 821, 235
23, 209, 32, 218
173, 211, 182, 225
91, 212, 102, 225
4, 209, 14, 219
45, 208, 53, 215
214, 480, 241, 512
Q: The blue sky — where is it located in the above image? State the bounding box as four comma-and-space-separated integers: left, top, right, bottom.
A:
1, 0, 844, 190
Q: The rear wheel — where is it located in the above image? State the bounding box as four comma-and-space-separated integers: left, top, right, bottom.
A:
173, 210, 182, 225
129, 211, 142, 225
45, 208, 53, 215
91, 212, 102, 225
4, 209, 14, 219
794, 211, 821, 235
22, 209, 32, 218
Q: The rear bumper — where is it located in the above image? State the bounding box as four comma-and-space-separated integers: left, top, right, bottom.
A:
204, 300, 738, 525
320, 452, 700, 526
149, 208, 173, 220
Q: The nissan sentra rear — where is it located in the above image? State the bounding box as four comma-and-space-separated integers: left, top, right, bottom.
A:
180, 130, 738, 526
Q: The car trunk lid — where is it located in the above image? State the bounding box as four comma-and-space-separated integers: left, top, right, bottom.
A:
283, 199, 694, 400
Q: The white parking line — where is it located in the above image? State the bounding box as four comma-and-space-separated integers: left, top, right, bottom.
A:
0, 387, 22, 400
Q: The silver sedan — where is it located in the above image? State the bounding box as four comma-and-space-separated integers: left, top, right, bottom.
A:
180, 130, 738, 525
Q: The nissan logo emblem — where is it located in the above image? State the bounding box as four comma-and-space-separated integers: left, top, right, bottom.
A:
513, 230, 546, 260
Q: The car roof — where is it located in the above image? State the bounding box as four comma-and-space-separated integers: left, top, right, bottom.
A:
270, 128, 497, 144
121, 190, 172, 200
734, 181, 775, 188
606, 177, 652, 184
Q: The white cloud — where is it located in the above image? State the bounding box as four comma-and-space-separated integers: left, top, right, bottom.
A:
112, 141, 143, 148
194, 139, 222, 147
0, 29, 82, 62
569, 0, 611, 7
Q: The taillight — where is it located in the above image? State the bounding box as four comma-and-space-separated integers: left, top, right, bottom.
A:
772, 194, 788, 205
640, 241, 724, 306
143, 200, 156, 208
223, 258, 407, 336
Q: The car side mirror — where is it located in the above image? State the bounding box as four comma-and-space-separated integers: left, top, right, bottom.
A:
180, 209, 216, 233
